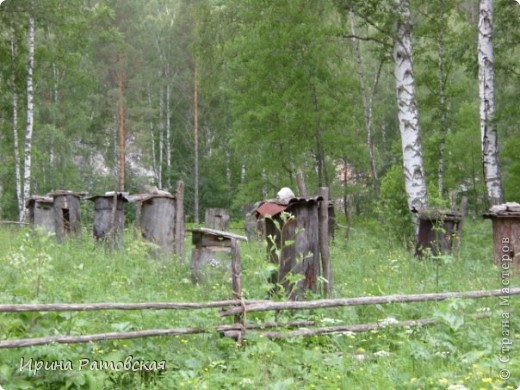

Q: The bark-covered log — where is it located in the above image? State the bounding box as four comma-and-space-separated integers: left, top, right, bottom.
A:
318, 188, 331, 296
26, 196, 54, 234
261, 198, 322, 300
175, 180, 185, 258
51, 191, 82, 240
205, 208, 230, 231
484, 206, 520, 272
220, 288, 520, 316
88, 194, 127, 246
140, 194, 176, 258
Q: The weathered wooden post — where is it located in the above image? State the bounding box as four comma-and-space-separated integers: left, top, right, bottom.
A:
296, 170, 308, 197
87, 193, 128, 246
230, 238, 243, 326
318, 187, 331, 296
139, 191, 177, 259
415, 209, 463, 257
49, 191, 83, 241
26, 195, 55, 235
483, 202, 520, 272
244, 203, 265, 241
205, 208, 230, 231
453, 196, 468, 253
175, 180, 185, 259
255, 191, 323, 300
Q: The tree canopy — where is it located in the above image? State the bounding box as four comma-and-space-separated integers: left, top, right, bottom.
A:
1, 0, 519, 222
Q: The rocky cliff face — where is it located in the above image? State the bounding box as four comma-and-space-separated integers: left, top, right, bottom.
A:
74, 137, 156, 185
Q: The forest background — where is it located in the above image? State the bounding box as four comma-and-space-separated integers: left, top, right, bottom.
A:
1, 0, 519, 232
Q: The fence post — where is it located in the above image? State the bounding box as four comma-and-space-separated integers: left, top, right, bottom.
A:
230, 238, 245, 344
296, 170, 308, 197
318, 187, 331, 297
175, 180, 185, 260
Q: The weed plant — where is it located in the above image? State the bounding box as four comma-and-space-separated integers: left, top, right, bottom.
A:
0, 217, 518, 389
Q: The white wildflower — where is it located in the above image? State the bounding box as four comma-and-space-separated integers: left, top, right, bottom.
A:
379, 316, 399, 327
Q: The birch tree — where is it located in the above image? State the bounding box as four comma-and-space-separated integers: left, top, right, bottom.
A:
23, 6, 35, 220
10, 22, 23, 221
478, 0, 503, 206
193, 61, 200, 224
393, 0, 428, 212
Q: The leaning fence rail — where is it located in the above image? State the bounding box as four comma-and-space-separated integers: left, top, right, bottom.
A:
0, 288, 518, 349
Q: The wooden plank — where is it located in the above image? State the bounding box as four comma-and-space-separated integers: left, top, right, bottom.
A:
296, 170, 308, 197
266, 201, 320, 300
175, 180, 185, 258
140, 197, 176, 258
318, 187, 331, 296
205, 208, 230, 231
189, 227, 247, 242
230, 238, 243, 328
219, 287, 520, 316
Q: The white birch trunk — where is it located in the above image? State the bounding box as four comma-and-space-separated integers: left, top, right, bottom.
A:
147, 84, 158, 183
11, 25, 23, 222
23, 12, 35, 221
158, 85, 164, 189
166, 81, 172, 189
478, 0, 503, 206
193, 62, 199, 223
393, 0, 428, 212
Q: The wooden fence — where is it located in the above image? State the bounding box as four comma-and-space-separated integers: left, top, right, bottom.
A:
0, 287, 518, 349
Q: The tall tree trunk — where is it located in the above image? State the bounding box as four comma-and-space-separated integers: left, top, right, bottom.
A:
478, 0, 503, 206
193, 62, 200, 224
49, 61, 59, 189
437, 26, 448, 198
117, 54, 126, 192
393, 0, 428, 213
158, 85, 164, 188
10, 23, 23, 222
310, 84, 329, 187
23, 9, 35, 221
147, 84, 158, 183
349, 13, 382, 198
166, 77, 172, 189
436, 0, 451, 198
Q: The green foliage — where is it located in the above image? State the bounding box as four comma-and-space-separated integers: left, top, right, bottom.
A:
377, 164, 414, 241
1, 216, 517, 389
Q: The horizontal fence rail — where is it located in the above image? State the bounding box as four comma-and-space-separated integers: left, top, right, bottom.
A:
1, 288, 516, 314
0, 288, 517, 349
219, 287, 520, 316
0, 299, 267, 313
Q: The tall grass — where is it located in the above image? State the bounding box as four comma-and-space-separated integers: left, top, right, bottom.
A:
0, 218, 518, 389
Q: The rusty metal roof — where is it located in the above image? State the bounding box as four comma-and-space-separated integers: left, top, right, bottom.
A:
256, 202, 290, 217
255, 196, 323, 217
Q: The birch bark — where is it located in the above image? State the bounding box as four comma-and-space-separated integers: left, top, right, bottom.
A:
166, 78, 172, 189
193, 62, 200, 223
10, 24, 23, 221
478, 0, 503, 206
23, 10, 35, 221
393, 0, 428, 212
